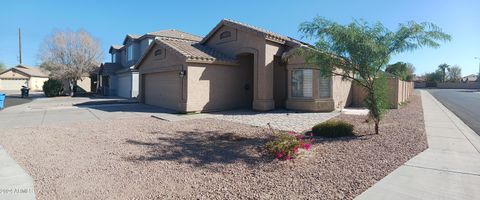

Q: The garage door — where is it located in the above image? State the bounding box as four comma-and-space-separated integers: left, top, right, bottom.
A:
144, 72, 181, 110
117, 75, 131, 98
0, 79, 28, 91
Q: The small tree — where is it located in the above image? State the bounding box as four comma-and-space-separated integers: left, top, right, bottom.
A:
39, 29, 102, 95
386, 62, 415, 81
299, 17, 450, 134
447, 65, 462, 82
0, 62, 6, 72
42, 79, 64, 97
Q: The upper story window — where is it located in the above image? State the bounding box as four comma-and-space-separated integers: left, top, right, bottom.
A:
111, 53, 116, 63
291, 69, 313, 97
220, 31, 231, 39
127, 45, 133, 61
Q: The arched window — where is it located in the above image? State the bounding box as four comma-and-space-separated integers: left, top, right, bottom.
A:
220, 31, 231, 39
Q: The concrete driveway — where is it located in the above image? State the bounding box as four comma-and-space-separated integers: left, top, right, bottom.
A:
0, 96, 179, 129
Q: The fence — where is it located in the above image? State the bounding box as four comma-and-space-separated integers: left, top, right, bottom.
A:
351, 77, 414, 109
415, 81, 480, 89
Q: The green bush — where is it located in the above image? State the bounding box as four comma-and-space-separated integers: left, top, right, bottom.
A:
311, 120, 354, 138
42, 79, 64, 97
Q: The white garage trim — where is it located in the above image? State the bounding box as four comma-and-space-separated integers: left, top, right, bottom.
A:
0, 78, 29, 91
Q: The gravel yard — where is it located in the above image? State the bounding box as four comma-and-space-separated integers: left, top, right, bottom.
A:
0, 93, 427, 200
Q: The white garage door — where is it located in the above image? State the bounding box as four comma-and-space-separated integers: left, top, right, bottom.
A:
1, 79, 28, 91
117, 75, 132, 98
144, 72, 181, 110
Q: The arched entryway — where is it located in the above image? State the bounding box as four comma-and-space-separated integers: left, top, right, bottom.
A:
236, 53, 255, 107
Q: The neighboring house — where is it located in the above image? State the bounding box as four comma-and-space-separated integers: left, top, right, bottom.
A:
135, 19, 352, 113
98, 30, 202, 98
462, 74, 478, 82
0, 65, 49, 91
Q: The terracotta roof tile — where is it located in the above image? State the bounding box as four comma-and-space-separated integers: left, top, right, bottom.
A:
201, 19, 308, 47
14, 65, 49, 77
158, 39, 237, 64
148, 30, 202, 42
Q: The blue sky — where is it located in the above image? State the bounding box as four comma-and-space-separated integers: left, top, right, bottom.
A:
1, 0, 479, 75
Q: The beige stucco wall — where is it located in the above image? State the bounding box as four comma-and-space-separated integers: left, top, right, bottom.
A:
204, 26, 279, 111
0, 70, 29, 79
29, 77, 49, 91
351, 77, 414, 109
77, 77, 92, 92
331, 75, 352, 109
137, 42, 187, 111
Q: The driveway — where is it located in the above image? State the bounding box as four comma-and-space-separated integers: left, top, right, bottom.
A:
0, 96, 181, 129
1, 94, 340, 132
428, 89, 480, 135
1, 90, 44, 109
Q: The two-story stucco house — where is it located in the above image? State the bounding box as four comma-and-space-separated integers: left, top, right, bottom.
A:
134, 19, 352, 112
98, 30, 202, 98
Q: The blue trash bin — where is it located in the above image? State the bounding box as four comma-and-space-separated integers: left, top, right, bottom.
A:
0, 93, 5, 109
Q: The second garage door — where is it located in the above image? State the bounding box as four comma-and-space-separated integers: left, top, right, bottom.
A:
144, 71, 181, 110
0, 79, 28, 91
117, 75, 132, 98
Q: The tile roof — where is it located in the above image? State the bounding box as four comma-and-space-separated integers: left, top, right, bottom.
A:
111, 45, 123, 50
99, 63, 122, 75
158, 38, 237, 64
201, 19, 307, 47
14, 65, 49, 77
147, 29, 202, 42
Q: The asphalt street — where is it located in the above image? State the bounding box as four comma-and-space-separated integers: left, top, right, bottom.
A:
428, 89, 480, 135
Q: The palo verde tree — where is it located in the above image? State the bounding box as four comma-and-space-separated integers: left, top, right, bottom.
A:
39, 29, 103, 95
299, 17, 451, 134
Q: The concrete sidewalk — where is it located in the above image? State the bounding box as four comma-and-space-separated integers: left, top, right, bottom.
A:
0, 146, 35, 200
355, 90, 480, 200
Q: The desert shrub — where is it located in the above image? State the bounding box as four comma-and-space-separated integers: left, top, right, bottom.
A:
265, 124, 313, 160
42, 79, 64, 97
311, 120, 354, 138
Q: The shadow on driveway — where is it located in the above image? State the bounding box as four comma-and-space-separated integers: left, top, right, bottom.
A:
124, 130, 270, 169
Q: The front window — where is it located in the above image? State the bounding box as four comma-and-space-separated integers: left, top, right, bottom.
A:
127, 45, 133, 61
111, 53, 116, 63
291, 69, 313, 97
318, 72, 331, 98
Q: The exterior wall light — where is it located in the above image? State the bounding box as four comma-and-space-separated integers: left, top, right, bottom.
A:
179, 70, 186, 78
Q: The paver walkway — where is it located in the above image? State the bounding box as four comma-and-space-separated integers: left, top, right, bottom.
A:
355, 90, 480, 200
201, 109, 339, 132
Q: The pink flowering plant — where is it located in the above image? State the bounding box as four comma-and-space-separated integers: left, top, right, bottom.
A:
265, 124, 314, 161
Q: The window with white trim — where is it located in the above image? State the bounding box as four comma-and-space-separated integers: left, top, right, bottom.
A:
291, 69, 313, 97
127, 45, 133, 61
112, 53, 116, 63
318, 72, 331, 98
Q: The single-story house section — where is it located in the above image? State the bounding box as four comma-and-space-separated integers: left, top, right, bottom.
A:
0, 65, 49, 91
135, 19, 352, 113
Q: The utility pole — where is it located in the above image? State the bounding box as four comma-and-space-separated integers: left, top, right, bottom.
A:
475, 57, 480, 79
18, 28, 22, 65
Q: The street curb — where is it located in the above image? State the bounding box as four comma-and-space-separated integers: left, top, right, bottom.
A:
423, 91, 480, 153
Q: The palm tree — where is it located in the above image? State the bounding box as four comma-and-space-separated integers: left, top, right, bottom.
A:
438, 63, 450, 83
